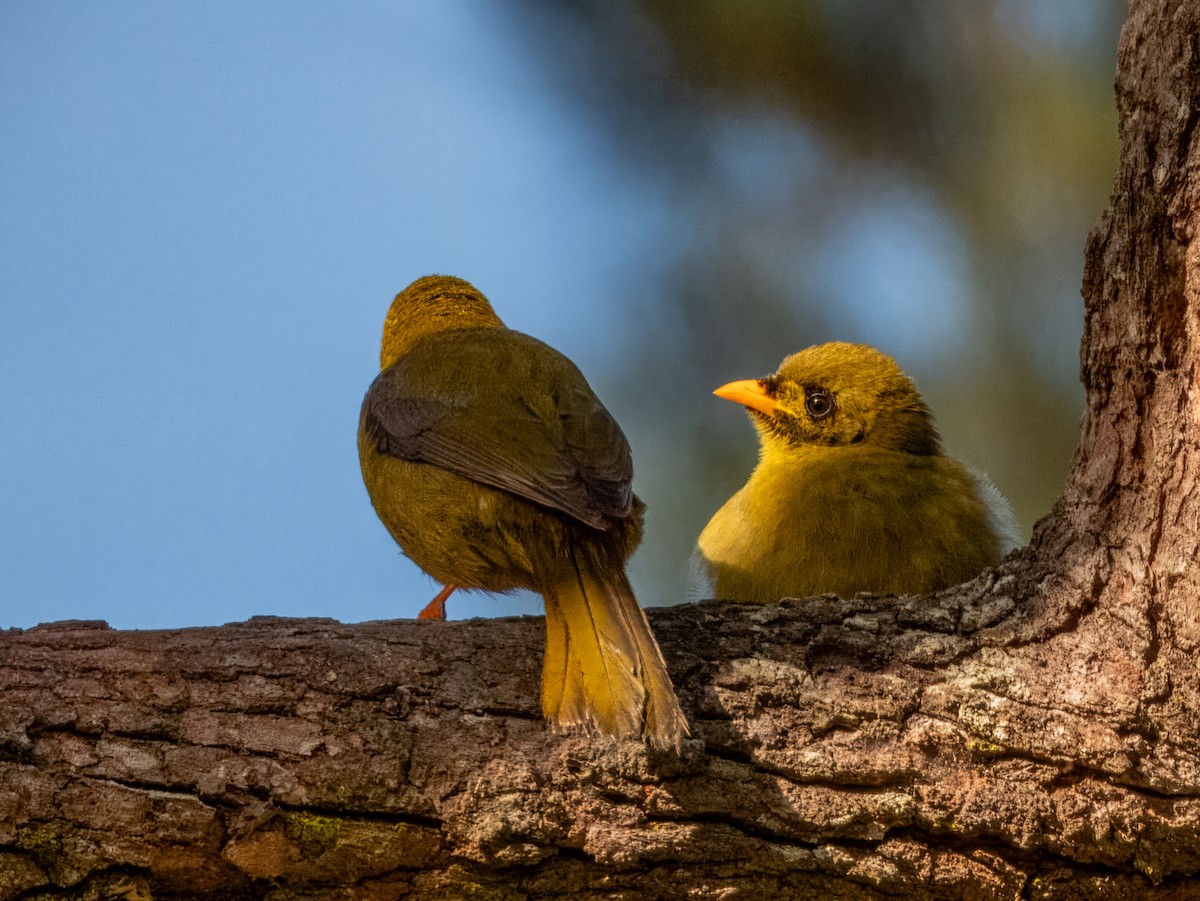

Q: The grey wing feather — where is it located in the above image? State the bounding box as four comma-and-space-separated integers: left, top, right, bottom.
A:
360, 330, 632, 530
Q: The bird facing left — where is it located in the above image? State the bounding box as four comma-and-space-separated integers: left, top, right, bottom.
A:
358, 275, 689, 751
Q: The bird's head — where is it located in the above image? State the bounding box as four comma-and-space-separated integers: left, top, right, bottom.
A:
715, 342, 942, 456
380, 275, 505, 369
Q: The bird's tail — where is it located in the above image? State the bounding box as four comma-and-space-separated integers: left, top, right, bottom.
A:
542, 546, 689, 752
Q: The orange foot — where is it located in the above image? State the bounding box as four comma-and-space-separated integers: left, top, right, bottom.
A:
418, 584, 456, 621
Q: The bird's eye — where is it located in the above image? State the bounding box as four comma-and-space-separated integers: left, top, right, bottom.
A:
804, 388, 834, 420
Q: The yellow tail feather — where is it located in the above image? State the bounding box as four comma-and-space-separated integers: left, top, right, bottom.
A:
541, 550, 689, 751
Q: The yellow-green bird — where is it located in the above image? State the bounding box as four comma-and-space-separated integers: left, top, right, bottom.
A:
358, 275, 687, 750
695, 342, 1021, 602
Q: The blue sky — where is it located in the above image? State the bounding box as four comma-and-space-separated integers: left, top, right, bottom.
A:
0, 2, 676, 628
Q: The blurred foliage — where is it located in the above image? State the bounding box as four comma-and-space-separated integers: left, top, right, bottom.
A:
509, 0, 1124, 603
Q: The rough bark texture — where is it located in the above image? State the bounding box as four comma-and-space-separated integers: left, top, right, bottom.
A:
4, 1, 1200, 898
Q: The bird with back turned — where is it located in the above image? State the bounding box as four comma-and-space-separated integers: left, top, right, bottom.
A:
358, 275, 688, 751
695, 342, 1022, 603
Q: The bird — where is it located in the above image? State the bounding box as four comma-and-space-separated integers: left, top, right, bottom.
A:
695, 342, 1022, 603
358, 275, 688, 751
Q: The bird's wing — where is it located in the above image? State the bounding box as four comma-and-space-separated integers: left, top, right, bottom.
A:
360, 329, 632, 530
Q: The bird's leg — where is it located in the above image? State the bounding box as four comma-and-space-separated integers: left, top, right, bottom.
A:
418, 584, 456, 621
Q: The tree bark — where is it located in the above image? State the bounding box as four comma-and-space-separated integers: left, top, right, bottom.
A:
4, 1, 1199, 898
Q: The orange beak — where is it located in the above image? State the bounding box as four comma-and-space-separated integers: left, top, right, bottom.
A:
714, 379, 778, 418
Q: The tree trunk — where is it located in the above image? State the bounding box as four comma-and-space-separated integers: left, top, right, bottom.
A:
3, 2, 1199, 898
